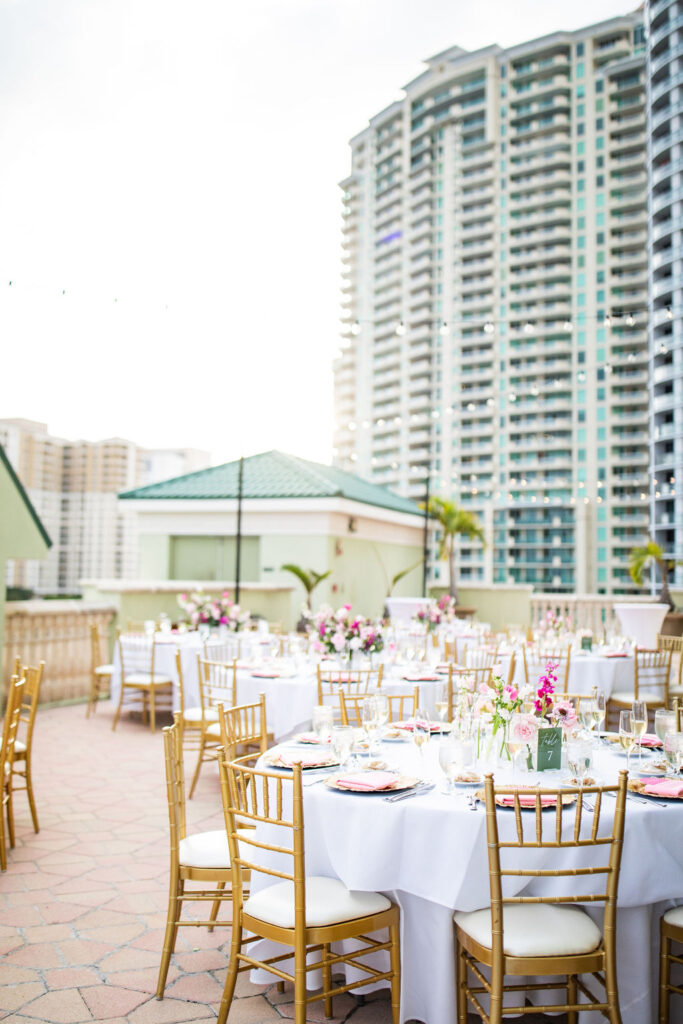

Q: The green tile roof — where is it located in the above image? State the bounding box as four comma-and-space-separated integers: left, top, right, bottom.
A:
120, 450, 421, 517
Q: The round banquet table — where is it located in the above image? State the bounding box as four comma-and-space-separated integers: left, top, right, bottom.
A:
109, 637, 445, 740
497, 648, 635, 699
249, 736, 683, 1024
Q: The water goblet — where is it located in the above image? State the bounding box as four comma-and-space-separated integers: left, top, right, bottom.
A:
312, 705, 333, 745
438, 733, 459, 794
361, 699, 379, 755
412, 707, 431, 763
567, 737, 592, 786
663, 733, 683, 776
434, 682, 449, 731
330, 726, 354, 770
654, 709, 677, 746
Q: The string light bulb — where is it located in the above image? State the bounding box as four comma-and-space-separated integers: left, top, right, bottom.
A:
351, 320, 361, 335
524, 321, 534, 334
483, 320, 495, 334
395, 320, 406, 336
666, 307, 674, 321
626, 313, 636, 327
439, 321, 449, 336
562, 320, 573, 333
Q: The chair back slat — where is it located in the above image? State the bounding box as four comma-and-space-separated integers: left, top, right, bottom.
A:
447, 665, 492, 718
1, 676, 26, 773
119, 632, 155, 676
204, 638, 241, 663
658, 633, 683, 691
162, 716, 187, 855
523, 644, 572, 692
467, 646, 499, 669
634, 646, 671, 703
197, 657, 237, 711
217, 694, 268, 755
317, 666, 383, 722
15, 662, 44, 748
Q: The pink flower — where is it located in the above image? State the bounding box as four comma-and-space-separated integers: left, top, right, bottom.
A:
554, 700, 578, 730
332, 632, 346, 652
511, 715, 539, 743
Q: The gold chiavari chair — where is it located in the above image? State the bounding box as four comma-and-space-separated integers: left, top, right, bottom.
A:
216, 757, 401, 1024
156, 715, 251, 999
112, 631, 173, 733
658, 634, 683, 703
205, 638, 241, 663
505, 652, 517, 689
339, 687, 420, 727
467, 646, 500, 670
522, 644, 572, 692
607, 646, 673, 728
10, 660, 44, 833
447, 666, 492, 719
87, 623, 113, 716
175, 651, 218, 756
673, 696, 682, 731
659, 906, 683, 1023
267, 621, 283, 635
444, 639, 459, 663
455, 771, 628, 1024
1, 675, 26, 870
316, 666, 383, 723
188, 657, 237, 798
216, 694, 269, 757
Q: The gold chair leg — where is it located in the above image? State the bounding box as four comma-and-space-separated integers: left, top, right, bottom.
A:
567, 974, 578, 1024
389, 919, 401, 1024
150, 688, 156, 733
217, 923, 242, 1024
112, 683, 125, 731
6, 786, 15, 849
188, 735, 206, 799
207, 881, 225, 933
322, 942, 332, 1019
0, 796, 6, 871
456, 939, 468, 1024
659, 931, 671, 1024
156, 875, 182, 999
294, 945, 307, 1024
24, 759, 39, 833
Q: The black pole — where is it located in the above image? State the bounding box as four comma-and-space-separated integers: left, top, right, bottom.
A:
235, 455, 244, 604
422, 472, 430, 598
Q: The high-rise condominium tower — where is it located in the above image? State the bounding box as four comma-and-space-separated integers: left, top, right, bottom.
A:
334, 13, 648, 594
648, 0, 683, 587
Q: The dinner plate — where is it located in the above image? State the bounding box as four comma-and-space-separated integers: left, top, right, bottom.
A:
452, 774, 483, 787
628, 779, 683, 801
325, 772, 419, 794
263, 754, 338, 771
476, 787, 577, 809
381, 732, 412, 743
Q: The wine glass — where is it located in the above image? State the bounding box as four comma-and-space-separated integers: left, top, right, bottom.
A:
361, 699, 379, 755
438, 733, 459, 794
312, 705, 333, 745
579, 699, 597, 737
618, 710, 636, 773
593, 690, 606, 736
412, 707, 431, 763
654, 709, 677, 746
330, 726, 354, 770
631, 700, 648, 763
434, 682, 449, 731
372, 694, 389, 730
663, 733, 683, 776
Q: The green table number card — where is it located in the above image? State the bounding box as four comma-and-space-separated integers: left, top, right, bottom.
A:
581, 636, 593, 652
537, 727, 562, 771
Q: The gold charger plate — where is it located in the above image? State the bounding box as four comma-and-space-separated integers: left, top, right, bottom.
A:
263, 754, 338, 771
628, 778, 683, 801
325, 772, 419, 794
476, 787, 577, 809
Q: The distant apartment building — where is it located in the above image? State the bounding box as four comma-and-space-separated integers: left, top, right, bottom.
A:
648, 0, 683, 587
334, 12, 648, 594
0, 419, 209, 593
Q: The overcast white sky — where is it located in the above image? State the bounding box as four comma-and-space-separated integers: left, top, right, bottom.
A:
0, 0, 635, 466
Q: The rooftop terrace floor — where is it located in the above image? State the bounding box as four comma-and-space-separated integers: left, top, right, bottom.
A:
1, 704, 565, 1023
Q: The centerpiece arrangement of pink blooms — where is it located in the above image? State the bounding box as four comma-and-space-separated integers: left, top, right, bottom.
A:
473, 664, 522, 757
414, 604, 442, 632
541, 608, 573, 638
177, 591, 250, 631
312, 604, 384, 658
437, 594, 457, 619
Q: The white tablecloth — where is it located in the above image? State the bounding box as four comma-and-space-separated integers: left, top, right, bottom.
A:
250, 738, 682, 1023
500, 649, 634, 699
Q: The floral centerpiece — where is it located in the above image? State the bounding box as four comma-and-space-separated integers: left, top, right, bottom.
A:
312, 604, 384, 659
512, 661, 579, 769
177, 591, 250, 631
437, 594, 457, 620
414, 604, 442, 633
473, 664, 522, 759
541, 609, 573, 638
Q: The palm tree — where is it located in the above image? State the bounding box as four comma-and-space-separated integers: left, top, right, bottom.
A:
628, 539, 679, 610
424, 497, 485, 603
281, 565, 332, 629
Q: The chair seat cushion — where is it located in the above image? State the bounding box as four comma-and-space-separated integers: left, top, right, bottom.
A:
610, 690, 665, 706
14, 740, 26, 755
123, 673, 173, 687
95, 664, 114, 676
178, 828, 250, 869
183, 706, 219, 723
244, 876, 391, 929
608, 691, 635, 705
206, 721, 222, 738
664, 906, 683, 930
454, 904, 602, 958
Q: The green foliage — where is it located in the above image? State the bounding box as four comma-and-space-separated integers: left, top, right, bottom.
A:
423, 497, 486, 561
628, 539, 674, 585
280, 564, 332, 607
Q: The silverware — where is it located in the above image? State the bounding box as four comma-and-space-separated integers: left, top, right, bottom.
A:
466, 794, 481, 811
383, 782, 434, 803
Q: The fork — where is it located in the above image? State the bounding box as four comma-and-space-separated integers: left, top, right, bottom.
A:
383, 782, 434, 803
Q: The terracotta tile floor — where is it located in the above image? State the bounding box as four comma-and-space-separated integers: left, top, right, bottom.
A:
1, 704, 564, 1024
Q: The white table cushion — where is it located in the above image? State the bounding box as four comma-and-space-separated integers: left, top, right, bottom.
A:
14, 740, 26, 754
183, 706, 219, 723
454, 904, 602, 957
244, 876, 391, 929
95, 664, 114, 676
123, 673, 173, 686
663, 906, 683, 929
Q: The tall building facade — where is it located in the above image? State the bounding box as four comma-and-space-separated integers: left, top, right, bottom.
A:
334, 13, 648, 594
648, 0, 683, 588
0, 419, 209, 594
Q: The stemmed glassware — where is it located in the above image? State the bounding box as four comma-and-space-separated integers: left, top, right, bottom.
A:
361, 699, 379, 756
411, 707, 431, 762
631, 700, 648, 763
579, 699, 597, 738
567, 737, 592, 786
663, 733, 683, 776
330, 726, 354, 770
434, 682, 449, 732
312, 705, 334, 745
438, 733, 459, 794
654, 709, 677, 747
593, 689, 606, 736
507, 714, 526, 781
618, 710, 636, 773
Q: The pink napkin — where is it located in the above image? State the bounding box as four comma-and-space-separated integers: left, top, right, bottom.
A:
402, 674, 439, 682
274, 753, 332, 769
640, 734, 663, 748
334, 772, 399, 791
296, 732, 325, 744
395, 720, 442, 733
640, 777, 683, 797
252, 670, 280, 678
605, 653, 628, 658
498, 793, 558, 808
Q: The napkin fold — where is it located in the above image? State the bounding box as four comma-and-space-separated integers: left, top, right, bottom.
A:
640, 777, 683, 797
334, 771, 399, 791
251, 670, 281, 678
640, 734, 663, 748
296, 732, 327, 744
395, 720, 442, 733
402, 673, 439, 682
497, 793, 558, 808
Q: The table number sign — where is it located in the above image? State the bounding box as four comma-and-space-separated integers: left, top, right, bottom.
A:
581, 636, 593, 652
537, 727, 562, 771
